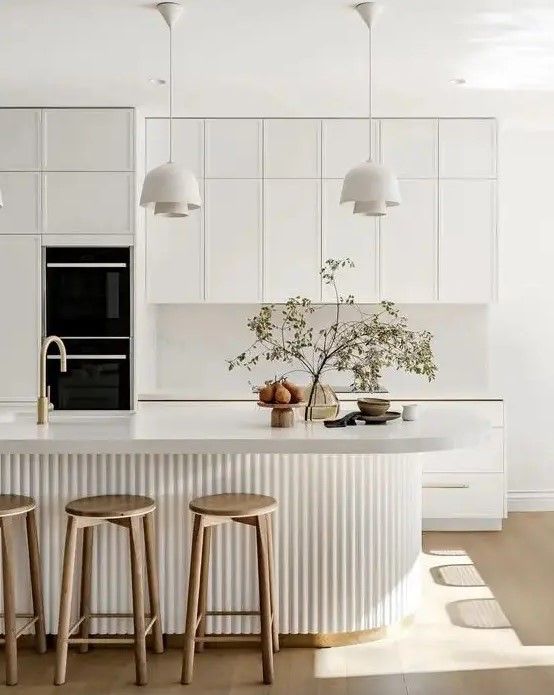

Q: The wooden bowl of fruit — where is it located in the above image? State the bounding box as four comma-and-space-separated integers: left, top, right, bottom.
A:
258, 380, 306, 428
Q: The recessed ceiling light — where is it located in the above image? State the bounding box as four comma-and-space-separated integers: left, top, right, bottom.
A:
449, 78, 467, 85
149, 77, 167, 86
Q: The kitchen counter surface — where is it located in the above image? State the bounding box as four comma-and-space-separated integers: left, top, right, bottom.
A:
0, 401, 486, 455
139, 390, 504, 402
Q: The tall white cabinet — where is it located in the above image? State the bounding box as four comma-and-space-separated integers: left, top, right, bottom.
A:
145, 116, 497, 305
0, 107, 135, 401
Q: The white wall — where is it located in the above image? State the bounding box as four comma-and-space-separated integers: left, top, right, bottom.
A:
152, 303, 489, 399
491, 122, 554, 497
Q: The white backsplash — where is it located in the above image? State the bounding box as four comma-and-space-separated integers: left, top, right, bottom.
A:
152, 304, 490, 398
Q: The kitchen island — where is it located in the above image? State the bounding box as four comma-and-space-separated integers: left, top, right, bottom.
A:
0, 402, 485, 645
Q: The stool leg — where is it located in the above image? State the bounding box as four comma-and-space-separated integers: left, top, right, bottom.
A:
128, 516, 148, 686
266, 513, 279, 653
78, 525, 94, 653
25, 508, 47, 655
55, 514, 79, 686
1, 517, 18, 685
143, 511, 164, 654
255, 515, 274, 685
181, 513, 205, 685
196, 525, 212, 652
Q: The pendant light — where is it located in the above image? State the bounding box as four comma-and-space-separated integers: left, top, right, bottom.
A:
340, 2, 400, 217
140, 1, 201, 218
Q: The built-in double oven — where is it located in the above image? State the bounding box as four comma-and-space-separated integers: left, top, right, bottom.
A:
44, 247, 132, 411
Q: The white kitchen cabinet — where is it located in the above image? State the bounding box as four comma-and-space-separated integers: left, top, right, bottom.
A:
205, 119, 262, 178
0, 172, 40, 235
43, 172, 133, 235
264, 119, 320, 178
0, 236, 40, 400
146, 118, 204, 179
322, 119, 377, 179
0, 109, 41, 170
439, 179, 495, 302
439, 119, 496, 178
43, 108, 133, 171
380, 179, 437, 302
321, 179, 378, 302
380, 119, 437, 178
263, 179, 321, 302
146, 206, 204, 304
205, 179, 262, 302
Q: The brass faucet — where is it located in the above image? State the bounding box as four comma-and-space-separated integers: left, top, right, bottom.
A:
37, 336, 67, 425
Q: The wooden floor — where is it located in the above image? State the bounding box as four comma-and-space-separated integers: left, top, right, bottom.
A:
3, 512, 554, 693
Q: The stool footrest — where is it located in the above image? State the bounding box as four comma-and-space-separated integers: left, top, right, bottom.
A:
0, 613, 39, 643
195, 634, 262, 643
68, 614, 158, 639
205, 610, 260, 617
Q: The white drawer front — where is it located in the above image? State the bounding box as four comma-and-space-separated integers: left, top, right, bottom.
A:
422, 429, 503, 474
422, 473, 504, 519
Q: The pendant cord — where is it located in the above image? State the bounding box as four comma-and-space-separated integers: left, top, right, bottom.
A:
368, 23, 372, 161
169, 21, 173, 162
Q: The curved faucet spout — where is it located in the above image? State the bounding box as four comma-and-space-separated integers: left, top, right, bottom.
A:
39, 335, 67, 402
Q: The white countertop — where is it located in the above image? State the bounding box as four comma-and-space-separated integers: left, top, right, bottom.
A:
0, 402, 487, 455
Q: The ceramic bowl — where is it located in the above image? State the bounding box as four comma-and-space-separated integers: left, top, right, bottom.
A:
357, 398, 390, 416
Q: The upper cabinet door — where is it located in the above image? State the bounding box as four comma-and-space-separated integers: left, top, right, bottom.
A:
146, 118, 204, 179
43, 172, 133, 235
0, 236, 40, 400
439, 119, 496, 178
380, 180, 437, 302
0, 172, 40, 235
264, 119, 321, 178
380, 119, 438, 179
322, 179, 378, 303
0, 110, 41, 170
43, 109, 134, 171
205, 179, 262, 302
205, 120, 262, 178
439, 180, 495, 302
146, 209, 204, 304
322, 119, 377, 179
264, 179, 321, 302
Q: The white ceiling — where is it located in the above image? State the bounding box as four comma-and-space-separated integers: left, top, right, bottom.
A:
2, 0, 554, 118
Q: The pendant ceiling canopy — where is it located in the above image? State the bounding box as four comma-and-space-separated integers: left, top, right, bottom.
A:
340, 2, 400, 218
140, 1, 202, 218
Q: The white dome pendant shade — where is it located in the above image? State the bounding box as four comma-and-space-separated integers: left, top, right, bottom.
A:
140, 2, 202, 218
341, 2, 400, 217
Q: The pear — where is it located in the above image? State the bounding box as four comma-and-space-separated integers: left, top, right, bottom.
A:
274, 383, 292, 404
283, 380, 304, 404
259, 382, 275, 403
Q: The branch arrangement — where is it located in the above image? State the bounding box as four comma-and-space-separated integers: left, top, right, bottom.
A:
228, 259, 437, 393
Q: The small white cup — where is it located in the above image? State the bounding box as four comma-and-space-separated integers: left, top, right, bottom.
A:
402, 404, 418, 421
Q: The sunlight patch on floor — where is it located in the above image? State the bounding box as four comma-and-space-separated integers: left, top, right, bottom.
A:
314, 551, 554, 678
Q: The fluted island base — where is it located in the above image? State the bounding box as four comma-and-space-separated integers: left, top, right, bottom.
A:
0, 452, 422, 639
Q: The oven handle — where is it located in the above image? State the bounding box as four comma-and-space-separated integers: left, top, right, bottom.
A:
47, 355, 127, 360
46, 263, 127, 268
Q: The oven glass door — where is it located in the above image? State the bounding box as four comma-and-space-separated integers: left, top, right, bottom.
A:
47, 339, 131, 410
46, 248, 130, 337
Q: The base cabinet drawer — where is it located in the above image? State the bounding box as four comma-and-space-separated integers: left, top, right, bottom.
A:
422, 473, 505, 519
422, 429, 503, 474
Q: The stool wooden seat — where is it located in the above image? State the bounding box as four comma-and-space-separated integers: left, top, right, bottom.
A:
54, 494, 163, 687
182, 493, 279, 686
0, 495, 46, 686
189, 493, 278, 518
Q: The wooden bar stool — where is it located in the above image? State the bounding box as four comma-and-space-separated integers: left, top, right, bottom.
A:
181, 493, 279, 686
54, 495, 164, 687
0, 495, 47, 686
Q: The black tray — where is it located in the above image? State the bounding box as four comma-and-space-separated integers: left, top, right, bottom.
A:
324, 411, 401, 428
